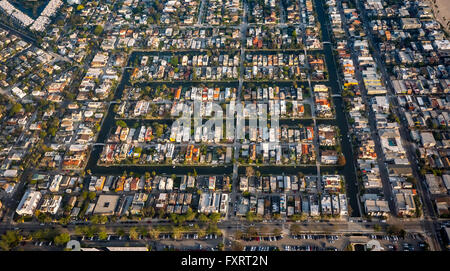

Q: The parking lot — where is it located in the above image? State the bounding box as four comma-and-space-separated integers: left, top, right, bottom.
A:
235, 232, 429, 251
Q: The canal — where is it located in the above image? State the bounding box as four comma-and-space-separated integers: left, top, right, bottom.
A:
313, 0, 361, 217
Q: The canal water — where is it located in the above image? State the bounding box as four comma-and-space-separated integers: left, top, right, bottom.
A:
313, 0, 361, 217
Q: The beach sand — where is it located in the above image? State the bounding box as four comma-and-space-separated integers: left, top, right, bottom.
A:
430, 0, 450, 33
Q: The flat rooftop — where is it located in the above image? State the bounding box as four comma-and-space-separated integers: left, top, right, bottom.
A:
93, 195, 120, 215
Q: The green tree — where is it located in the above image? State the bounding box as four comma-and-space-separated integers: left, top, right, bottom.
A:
198, 229, 207, 239
100, 216, 108, 224
0, 231, 23, 251
129, 227, 139, 240
90, 215, 100, 224
198, 213, 209, 223
149, 228, 160, 240
207, 224, 221, 235
170, 56, 179, 66
209, 213, 221, 224
98, 230, 108, 241
387, 224, 404, 236
116, 228, 126, 237
74, 226, 84, 236
292, 30, 297, 39
94, 25, 104, 36
58, 216, 71, 225
290, 213, 306, 221
32, 229, 59, 242
80, 191, 88, 201
10, 103, 22, 116
54, 233, 70, 246
246, 211, 256, 222
172, 226, 183, 240
184, 208, 196, 221
143, 206, 156, 217
88, 192, 96, 201
169, 213, 179, 224
116, 120, 127, 128
138, 227, 148, 237
155, 125, 164, 137
85, 226, 99, 238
